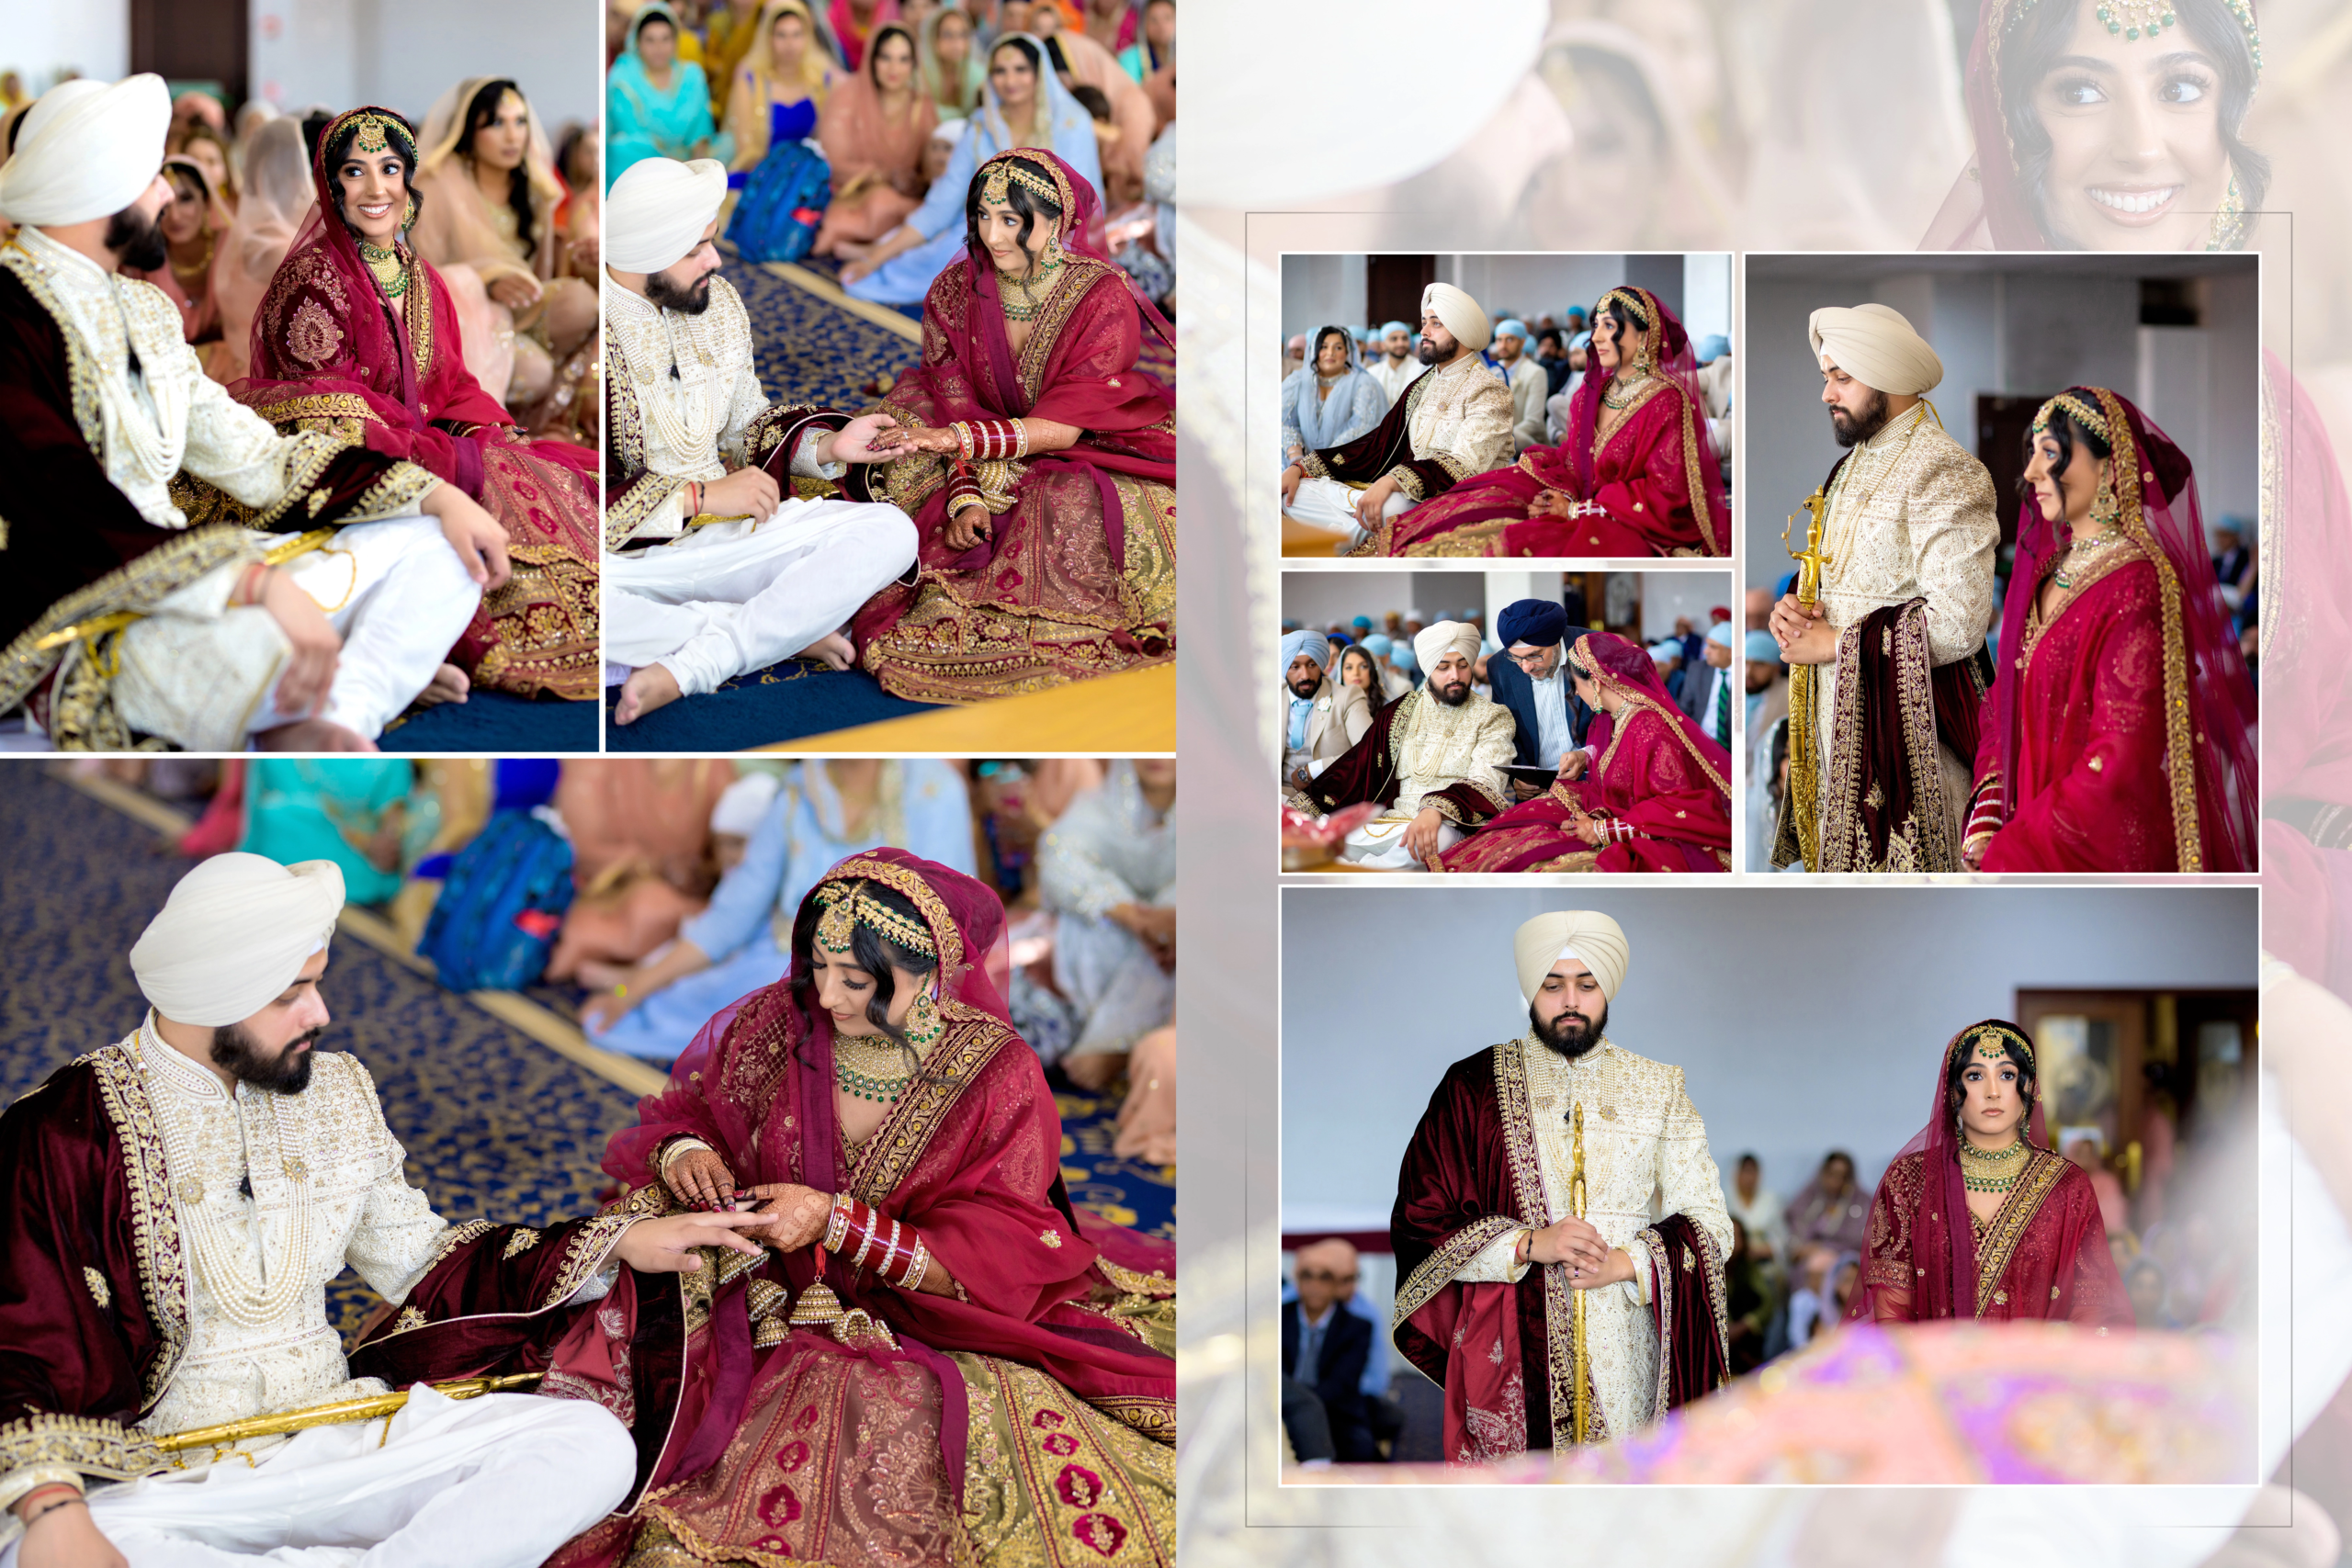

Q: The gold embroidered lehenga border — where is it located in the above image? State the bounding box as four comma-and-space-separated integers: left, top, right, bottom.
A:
1972, 1147, 2071, 1318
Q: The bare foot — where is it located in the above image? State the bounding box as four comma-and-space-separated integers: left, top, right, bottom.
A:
614, 663, 683, 725
415, 663, 470, 706
256, 717, 378, 752
797, 631, 854, 671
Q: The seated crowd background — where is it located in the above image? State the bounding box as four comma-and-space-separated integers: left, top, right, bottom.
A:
1278, 1124, 2253, 1464
604, 0, 1174, 319
80, 754, 1176, 1164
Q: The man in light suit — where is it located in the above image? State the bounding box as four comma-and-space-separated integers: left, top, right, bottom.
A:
1282, 628, 1373, 791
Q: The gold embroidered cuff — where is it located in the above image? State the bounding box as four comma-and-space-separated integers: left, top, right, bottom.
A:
1385, 465, 1426, 502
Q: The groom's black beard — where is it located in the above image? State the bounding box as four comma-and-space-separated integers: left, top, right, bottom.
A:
1829, 388, 1890, 449
209, 1021, 325, 1095
648, 268, 715, 314
1532, 999, 1605, 1059
106, 205, 168, 272
1431, 676, 1471, 705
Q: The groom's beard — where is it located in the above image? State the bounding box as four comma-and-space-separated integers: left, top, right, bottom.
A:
1829, 388, 1890, 448
1532, 1000, 1605, 1058
648, 268, 715, 314
1431, 676, 1471, 705
106, 205, 168, 272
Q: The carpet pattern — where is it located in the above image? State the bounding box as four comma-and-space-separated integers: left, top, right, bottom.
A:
729, 250, 922, 413
0, 768, 1172, 1340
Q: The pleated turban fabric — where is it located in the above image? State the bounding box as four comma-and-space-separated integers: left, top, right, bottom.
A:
1513, 910, 1630, 1003
605, 155, 729, 273
1808, 303, 1943, 396
1413, 620, 1481, 672
0, 74, 172, 227
130, 853, 345, 1027
1421, 282, 1491, 355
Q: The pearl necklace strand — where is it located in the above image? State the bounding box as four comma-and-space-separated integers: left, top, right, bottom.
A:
180, 1100, 316, 1331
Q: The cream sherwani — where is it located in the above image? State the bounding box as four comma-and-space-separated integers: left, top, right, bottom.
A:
1287, 354, 1516, 543
0, 1022, 638, 1568
1337, 689, 1515, 870
604, 276, 916, 697
1805, 403, 1999, 846
2, 230, 480, 749
1452, 1038, 1733, 1442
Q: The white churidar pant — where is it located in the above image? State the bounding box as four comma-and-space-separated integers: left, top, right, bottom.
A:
605, 499, 918, 696
0, 1386, 634, 1568
1338, 814, 1462, 870
1285, 476, 1416, 552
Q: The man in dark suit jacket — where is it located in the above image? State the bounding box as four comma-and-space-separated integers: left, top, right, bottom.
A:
1282, 1239, 1379, 1462
1487, 599, 1594, 795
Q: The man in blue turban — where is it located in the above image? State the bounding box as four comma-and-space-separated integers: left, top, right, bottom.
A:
1489, 597, 1596, 795
1489, 317, 1547, 453
1281, 627, 1371, 791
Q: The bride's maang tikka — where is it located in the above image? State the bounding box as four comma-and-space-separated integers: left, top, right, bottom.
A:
980, 155, 1062, 213
2000, 0, 2258, 63
814, 880, 938, 959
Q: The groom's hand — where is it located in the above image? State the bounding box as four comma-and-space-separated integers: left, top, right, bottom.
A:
820, 413, 917, 466
1530, 1214, 1611, 1270
615, 1211, 767, 1273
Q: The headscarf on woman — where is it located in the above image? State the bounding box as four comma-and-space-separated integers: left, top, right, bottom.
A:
608, 1, 734, 186
205, 115, 312, 384
918, 5, 985, 118
411, 77, 571, 292
1568, 630, 1733, 797
122, 157, 222, 345
729, 0, 841, 169
829, 0, 905, 71
1550, 284, 1728, 552
1279, 322, 1388, 468
1978, 386, 2258, 871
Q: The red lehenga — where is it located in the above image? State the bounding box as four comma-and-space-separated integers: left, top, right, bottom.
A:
1848, 1021, 2132, 1331
845, 150, 1176, 703
1441, 632, 1732, 874
233, 106, 601, 700
1965, 389, 2257, 873
1353, 285, 1727, 559
548, 850, 1173, 1568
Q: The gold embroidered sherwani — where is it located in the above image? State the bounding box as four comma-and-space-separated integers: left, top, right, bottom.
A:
1445, 1039, 1732, 1441
1804, 403, 1998, 852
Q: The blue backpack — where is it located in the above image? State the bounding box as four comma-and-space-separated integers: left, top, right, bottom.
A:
417, 811, 576, 992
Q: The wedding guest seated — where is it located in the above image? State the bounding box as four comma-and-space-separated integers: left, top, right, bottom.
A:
1786, 1149, 1871, 1272
1484, 598, 1594, 795
1041, 760, 1175, 1090
1281, 628, 1373, 792
723, 0, 840, 263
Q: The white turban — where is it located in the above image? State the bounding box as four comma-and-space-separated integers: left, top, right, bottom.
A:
710, 772, 782, 837
1414, 620, 1481, 673
605, 156, 728, 274
0, 74, 171, 228
1513, 911, 1630, 1004
1421, 282, 1490, 355
1808, 303, 1943, 397
129, 853, 345, 1028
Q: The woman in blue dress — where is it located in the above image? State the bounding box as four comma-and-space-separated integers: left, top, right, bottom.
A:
607, 3, 734, 187
580, 759, 976, 1059
834, 31, 1100, 307
1281, 323, 1390, 469
720, 0, 840, 260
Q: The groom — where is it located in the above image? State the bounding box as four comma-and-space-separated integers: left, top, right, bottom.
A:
1769, 303, 1997, 873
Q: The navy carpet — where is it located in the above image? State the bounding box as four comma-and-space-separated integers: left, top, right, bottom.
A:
730, 250, 922, 412
604, 662, 934, 751
381, 691, 599, 753
0, 770, 1174, 1337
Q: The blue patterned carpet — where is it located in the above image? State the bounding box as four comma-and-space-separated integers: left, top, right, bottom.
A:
0, 769, 1170, 1341
729, 250, 922, 412
383, 691, 599, 753
604, 660, 933, 751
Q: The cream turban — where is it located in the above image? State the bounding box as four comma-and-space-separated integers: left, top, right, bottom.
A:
605, 156, 729, 274
1513, 910, 1630, 1004
129, 854, 345, 1027
0, 74, 171, 228
1421, 282, 1490, 355
1414, 620, 1481, 673
710, 772, 782, 837
1808, 303, 1942, 397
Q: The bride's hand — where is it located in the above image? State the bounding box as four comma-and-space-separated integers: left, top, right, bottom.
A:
741, 1183, 832, 1250
944, 503, 992, 552
664, 1147, 737, 1213
902, 424, 962, 456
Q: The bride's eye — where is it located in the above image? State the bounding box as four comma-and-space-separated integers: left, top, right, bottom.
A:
2050, 72, 2107, 107
2158, 71, 2211, 105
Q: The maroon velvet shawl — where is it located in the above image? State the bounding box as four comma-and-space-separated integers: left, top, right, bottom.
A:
1847, 1021, 2131, 1330
1391, 1043, 1729, 1461
1815, 599, 1984, 873
600, 851, 1172, 1495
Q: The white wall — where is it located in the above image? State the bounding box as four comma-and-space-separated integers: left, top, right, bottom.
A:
1639, 574, 1731, 640
1280, 254, 1369, 344
1278, 885, 2257, 1234
1683, 252, 1733, 350
5, 8, 129, 94
251, 0, 601, 133
1743, 257, 2263, 585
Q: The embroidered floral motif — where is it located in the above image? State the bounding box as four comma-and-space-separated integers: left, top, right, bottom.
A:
503, 1227, 542, 1259
287, 299, 345, 368
1041, 1229, 1064, 1248
84, 1267, 111, 1310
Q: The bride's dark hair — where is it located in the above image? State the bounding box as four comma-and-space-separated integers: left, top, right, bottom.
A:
455, 79, 537, 258
787, 882, 941, 1067
1997, 0, 2267, 247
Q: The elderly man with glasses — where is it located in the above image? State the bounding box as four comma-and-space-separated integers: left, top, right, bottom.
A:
1486, 598, 1598, 799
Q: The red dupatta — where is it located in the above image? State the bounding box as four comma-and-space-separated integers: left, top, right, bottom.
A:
234, 106, 596, 497
605, 849, 1172, 1484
